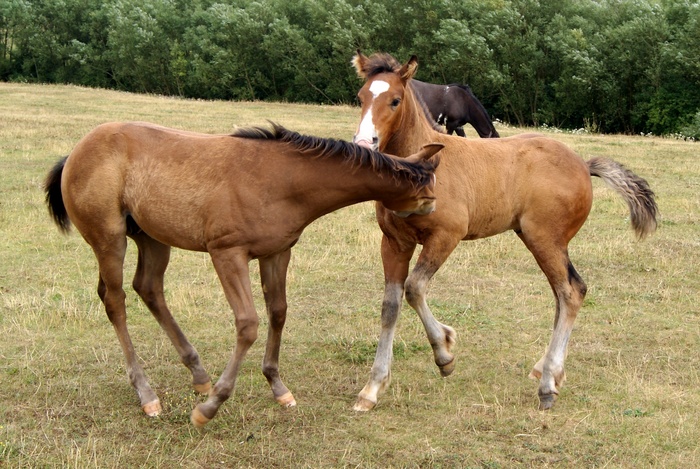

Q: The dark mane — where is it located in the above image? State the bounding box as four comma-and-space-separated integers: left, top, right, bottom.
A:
231, 123, 437, 187
450, 84, 490, 113
355, 53, 402, 79
450, 83, 474, 94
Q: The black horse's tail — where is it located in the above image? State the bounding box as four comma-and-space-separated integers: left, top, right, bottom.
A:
44, 156, 71, 233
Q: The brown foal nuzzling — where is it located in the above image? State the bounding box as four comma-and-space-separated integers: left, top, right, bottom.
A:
352, 51, 658, 412
45, 121, 442, 427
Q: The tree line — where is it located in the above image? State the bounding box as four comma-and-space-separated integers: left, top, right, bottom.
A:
2, 0, 699, 136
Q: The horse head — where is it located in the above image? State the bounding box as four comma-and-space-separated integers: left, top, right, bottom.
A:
380, 143, 443, 217
352, 50, 418, 152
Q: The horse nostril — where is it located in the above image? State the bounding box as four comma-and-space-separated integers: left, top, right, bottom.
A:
372, 137, 378, 145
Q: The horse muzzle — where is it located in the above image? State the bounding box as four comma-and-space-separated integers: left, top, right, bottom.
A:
391, 199, 436, 218
353, 136, 378, 151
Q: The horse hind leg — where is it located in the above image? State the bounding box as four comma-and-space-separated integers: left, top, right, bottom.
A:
93, 235, 162, 416
130, 231, 211, 395
518, 232, 587, 410
258, 250, 296, 407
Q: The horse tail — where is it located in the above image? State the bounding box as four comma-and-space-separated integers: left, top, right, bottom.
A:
44, 156, 71, 233
587, 157, 657, 239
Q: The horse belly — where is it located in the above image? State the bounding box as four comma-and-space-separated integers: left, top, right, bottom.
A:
131, 210, 209, 251
462, 209, 517, 240
123, 179, 216, 252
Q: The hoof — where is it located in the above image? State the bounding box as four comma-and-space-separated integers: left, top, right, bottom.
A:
142, 399, 162, 417
275, 391, 297, 408
353, 396, 376, 412
191, 405, 211, 427
538, 392, 557, 410
438, 357, 456, 377
194, 381, 212, 395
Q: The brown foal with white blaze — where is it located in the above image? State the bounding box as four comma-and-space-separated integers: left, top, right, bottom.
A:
45, 121, 442, 427
351, 51, 658, 412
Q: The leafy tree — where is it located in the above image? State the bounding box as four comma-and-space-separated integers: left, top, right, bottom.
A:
1, 0, 698, 135
0, 0, 31, 80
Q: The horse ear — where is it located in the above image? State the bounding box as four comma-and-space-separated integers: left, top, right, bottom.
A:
416, 143, 444, 160
405, 142, 444, 165
352, 50, 369, 79
399, 55, 419, 82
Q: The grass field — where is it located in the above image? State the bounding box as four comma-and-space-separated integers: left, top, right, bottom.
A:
1, 82, 698, 468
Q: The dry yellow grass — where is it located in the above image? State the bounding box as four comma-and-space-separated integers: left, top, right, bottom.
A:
1, 82, 699, 467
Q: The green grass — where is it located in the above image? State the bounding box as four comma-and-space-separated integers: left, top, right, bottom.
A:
1, 82, 699, 467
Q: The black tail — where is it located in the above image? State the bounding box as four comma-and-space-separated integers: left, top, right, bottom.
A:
44, 156, 71, 233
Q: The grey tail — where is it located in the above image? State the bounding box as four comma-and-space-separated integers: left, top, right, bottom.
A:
588, 157, 657, 239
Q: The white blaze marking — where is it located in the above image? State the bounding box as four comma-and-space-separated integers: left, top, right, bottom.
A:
356, 108, 376, 145
369, 80, 390, 97
356, 80, 391, 146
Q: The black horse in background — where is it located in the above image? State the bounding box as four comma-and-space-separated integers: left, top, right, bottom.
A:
411, 80, 500, 138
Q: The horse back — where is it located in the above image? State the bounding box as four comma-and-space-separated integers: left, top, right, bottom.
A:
60, 122, 264, 251
381, 135, 592, 242
463, 136, 592, 237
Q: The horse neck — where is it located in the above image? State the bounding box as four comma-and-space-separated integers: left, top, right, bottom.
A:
459, 89, 497, 137
293, 157, 419, 219
383, 84, 440, 157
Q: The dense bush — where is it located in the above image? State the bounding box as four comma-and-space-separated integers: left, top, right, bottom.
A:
2, 0, 699, 135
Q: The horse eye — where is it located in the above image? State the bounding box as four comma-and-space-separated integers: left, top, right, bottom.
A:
391, 98, 401, 108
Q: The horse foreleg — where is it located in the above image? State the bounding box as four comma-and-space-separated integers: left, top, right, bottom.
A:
259, 249, 296, 407
191, 248, 259, 427
131, 233, 211, 395
354, 236, 416, 411
404, 234, 460, 377
454, 127, 466, 137
519, 233, 586, 410
96, 239, 162, 417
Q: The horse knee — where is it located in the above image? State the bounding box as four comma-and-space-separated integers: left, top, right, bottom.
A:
267, 301, 288, 330
102, 289, 127, 321
404, 263, 435, 307
404, 277, 423, 307
133, 279, 159, 310
380, 297, 401, 326
236, 316, 259, 345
